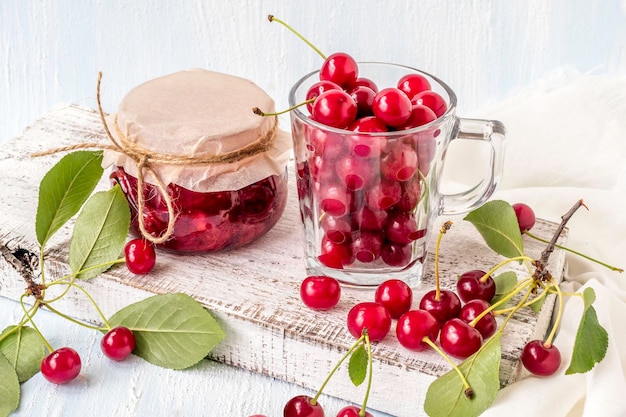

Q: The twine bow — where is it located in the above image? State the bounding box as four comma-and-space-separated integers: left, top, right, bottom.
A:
32, 72, 279, 245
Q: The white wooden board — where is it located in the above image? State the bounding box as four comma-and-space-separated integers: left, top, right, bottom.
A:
0, 104, 567, 417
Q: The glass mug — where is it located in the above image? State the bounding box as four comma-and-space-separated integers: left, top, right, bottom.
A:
288, 62, 505, 287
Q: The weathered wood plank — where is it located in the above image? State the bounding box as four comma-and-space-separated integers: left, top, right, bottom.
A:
0, 104, 567, 417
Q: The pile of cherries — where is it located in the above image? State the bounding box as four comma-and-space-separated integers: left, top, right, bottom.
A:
294, 52, 448, 270
39, 238, 156, 384
277, 202, 561, 417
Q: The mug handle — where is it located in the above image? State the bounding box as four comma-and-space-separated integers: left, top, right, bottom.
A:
440, 118, 506, 215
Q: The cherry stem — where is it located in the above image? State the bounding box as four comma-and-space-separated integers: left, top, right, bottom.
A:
252, 98, 314, 117
499, 284, 534, 331
524, 231, 623, 273
422, 337, 474, 399
44, 257, 126, 304
533, 200, 587, 283
311, 333, 366, 405
469, 278, 532, 327
434, 221, 453, 300
544, 277, 563, 347
359, 332, 373, 417
18, 295, 53, 352
481, 256, 534, 283
0, 302, 40, 345
45, 281, 113, 330
267, 15, 327, 60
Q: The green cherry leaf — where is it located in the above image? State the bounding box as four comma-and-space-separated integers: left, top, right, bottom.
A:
565, 288, 608, 375
0, 351, 20, 417
69, 185, 130, 279
108, 293, 226, 370
0, 326, 47, 383
36, 150, 104, 247
424, 332, 502, 417
464, 200, 525, 259
493, 271, 518, 295
348, 343, 368, 387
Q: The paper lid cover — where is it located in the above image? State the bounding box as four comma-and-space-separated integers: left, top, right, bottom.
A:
102, 68, 291, 192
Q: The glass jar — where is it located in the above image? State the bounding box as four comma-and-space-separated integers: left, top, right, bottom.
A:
110, 166, 287, 252
102, 69, 291, 253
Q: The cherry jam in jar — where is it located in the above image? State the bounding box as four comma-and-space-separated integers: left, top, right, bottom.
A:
102, 69, 292, 253
111, 166, 288, 253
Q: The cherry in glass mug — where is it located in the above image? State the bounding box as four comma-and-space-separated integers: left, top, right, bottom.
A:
288, 62, 506, 287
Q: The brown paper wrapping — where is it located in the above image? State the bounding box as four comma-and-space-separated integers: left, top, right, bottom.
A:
102, 68, 291, 192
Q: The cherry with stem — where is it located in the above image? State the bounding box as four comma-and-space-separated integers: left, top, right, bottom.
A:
419, 221, 461, 326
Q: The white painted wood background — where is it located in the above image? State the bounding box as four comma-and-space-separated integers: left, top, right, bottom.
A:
1, 1, 625, 143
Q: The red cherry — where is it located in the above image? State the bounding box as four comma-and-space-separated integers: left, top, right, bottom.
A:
347, 117, 388, 158
440, 318, 483, 359
384, 212, 421, 245
124, 239, 156, 275
317, 183, 352, 217
351, 77, 379, 93
411, 90, 448, 118
335, 156, 376, 191
283, 395, 325, 417
319, 52, 359, 88
418, 289, 462, 327
300, 276, 341, 310
365, 180, 401, 211
321, 214, 352, 244
380, 242, 412, 267
512, 202, 536, 233
347, 302, 392, 342
456, 269, 496, 303
307, 127, 346, 159
521, 340, 561, 376
374, 279, 413, 319
393, 176, 421, 212
336, 405, 373, 417
101, 326, 136, 361
348, 85, 377, 118
319, 236, 354, 268
40, 347, 82, 384
458, 300, 497, 339
306, 80, 342, 113
398, 104, 437, 130
353, 206, 388, 232
351, 231, 384, 263
312, 90, 357, 129
397, 73, 432, 99
372, 87, 413, 127
396, 309, 440, 351
380, 144, 419, 182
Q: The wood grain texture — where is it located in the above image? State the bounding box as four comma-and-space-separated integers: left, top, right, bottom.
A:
0, 104, 568, 417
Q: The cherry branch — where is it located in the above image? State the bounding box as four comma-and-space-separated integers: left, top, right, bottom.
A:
533, 199, 587, 282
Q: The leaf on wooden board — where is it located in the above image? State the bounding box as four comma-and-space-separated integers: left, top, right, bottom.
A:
108, 293, 226, 370
36, 150, 104, 246
424, 332, 502, 417
528, 295, 547, 313
0, 326, 47, 383
493, 271, 518, 295
0, 351, 20, 417
463, 200, 525, 259
69, 185, 130, 279
565, 288, 608, 375
348, 343, 367, 387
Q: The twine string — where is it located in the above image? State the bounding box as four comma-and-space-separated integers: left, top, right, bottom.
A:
31, 71, 279, 245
